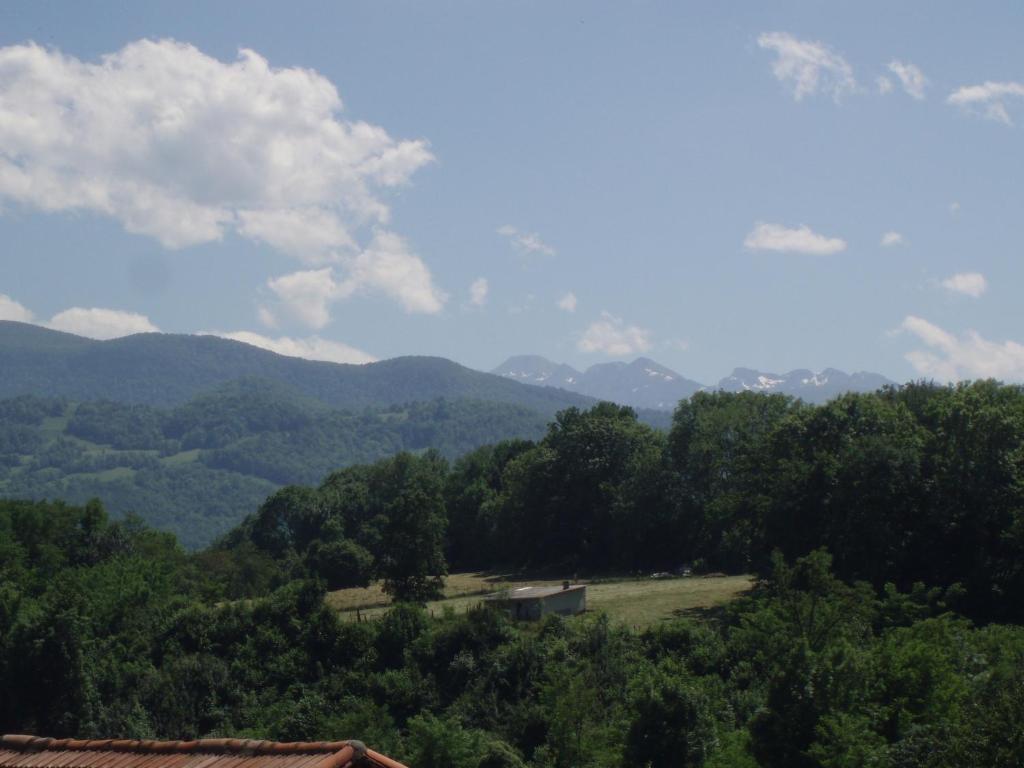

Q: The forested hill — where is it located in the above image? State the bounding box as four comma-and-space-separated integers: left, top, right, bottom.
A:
0, 381, 551, 548
0, 321, 597, 415
3, 383, 1024, 763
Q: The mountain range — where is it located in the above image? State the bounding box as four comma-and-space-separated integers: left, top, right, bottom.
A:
0, 322, 673, 547
0, 320, 898, 545
715, 366, 896, 403
492, 355, 896, 408
491, 355, 705, 410
0, 321, 595, 416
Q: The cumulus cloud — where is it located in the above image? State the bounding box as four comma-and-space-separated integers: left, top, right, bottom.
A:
948, 81, 1024, 124
0, 294, 158, 339
0, 39, 441, 316
881, 231, 905, 247
744, 222, 847, 255
236, 208, 359, 262
208, 330, 376, 365
498, 225, 556, 256
469, 277, 488, 307
887, 60, 927, 99
341, 230, 447, 314
578, 311, 652, 357
941, 272, 987, 298
757, 32, 856, 101
557, 292, 577, 313
901, 316, 1024, 382
0, 293, 34, 322
266, 231, 445, 328
267, 268, 339, 329
876, 76, 894, 94
48, 307, 159, 339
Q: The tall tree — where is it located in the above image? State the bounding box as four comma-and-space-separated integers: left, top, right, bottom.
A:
376, 452, 449, 603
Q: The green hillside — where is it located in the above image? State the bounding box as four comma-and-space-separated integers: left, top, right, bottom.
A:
0, 321, 598, 414
0, 382, 550, 548
0, 322, 672, 548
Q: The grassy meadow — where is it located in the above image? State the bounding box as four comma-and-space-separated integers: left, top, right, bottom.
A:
326, 572, 754, 628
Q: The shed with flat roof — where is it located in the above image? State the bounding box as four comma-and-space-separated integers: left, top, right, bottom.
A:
484, 583, 586, 620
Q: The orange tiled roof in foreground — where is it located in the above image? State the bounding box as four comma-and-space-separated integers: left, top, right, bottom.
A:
0, 736, 407, 768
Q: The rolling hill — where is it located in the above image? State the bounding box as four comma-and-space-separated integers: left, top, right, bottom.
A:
0, 323, 683, 547
0, 321, 596, 415
0, 382, 552, 548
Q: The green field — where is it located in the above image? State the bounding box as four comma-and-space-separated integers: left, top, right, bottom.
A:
327, 572, 754, 628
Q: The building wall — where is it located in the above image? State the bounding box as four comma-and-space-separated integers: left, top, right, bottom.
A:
539, 587, 586, 617
488, 587, 587, 620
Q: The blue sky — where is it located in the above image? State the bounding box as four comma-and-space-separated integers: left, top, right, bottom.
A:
1, 1, 1022, 384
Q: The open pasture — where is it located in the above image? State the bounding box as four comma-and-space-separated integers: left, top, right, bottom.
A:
327, 572, 754, 628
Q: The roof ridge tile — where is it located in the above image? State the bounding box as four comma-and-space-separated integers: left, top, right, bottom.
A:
1, 738, 347, 758
0, 736, 405, 768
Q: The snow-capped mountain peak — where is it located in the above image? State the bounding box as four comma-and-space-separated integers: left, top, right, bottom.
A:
491, 358, 896, 410
491, 355, 702, 410
716, 367, 895, 402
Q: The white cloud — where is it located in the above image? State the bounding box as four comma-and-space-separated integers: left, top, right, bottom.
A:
744, 222, 847, 255
901, 315, 1024, 382
342, 230, 447, 314
876, 76, 894, 95
208, 330, 376, 365
557, 291, 577, 313
949, 201, 961, 214
578, 311, 652, 357
881, 231, 905, 247
757, 32, 856, 101
948, 81, 1024, 124
888, 60, 927, 100
0, 293, 34, 322
0, 39, 438, 299
47, 307, 159, 339
237, 208, 358, 264
0, 294, 158, 339
267, 268, 339, 329
469, 277, 488, 307
266, 231, 445, 328
498, 225, 556, 256
941, 272, 987, 298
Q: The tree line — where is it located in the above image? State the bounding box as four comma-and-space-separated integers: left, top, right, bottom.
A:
1, 498, 1021, 767
2, 379, 1023, 765
222, 380, 1024, 623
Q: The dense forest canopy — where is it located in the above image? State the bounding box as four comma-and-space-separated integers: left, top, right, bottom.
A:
2, 379, 1023, 766
206, 380, 1024, 624
0, 381, 554, 548
2, 502, 1021, 766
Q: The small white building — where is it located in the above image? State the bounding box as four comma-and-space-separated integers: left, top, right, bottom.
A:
485, 583, 586, 620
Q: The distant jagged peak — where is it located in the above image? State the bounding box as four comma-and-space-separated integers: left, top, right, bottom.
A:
715, 366, 896, 403
491, 355, 582, 385
491, 353, 705, 410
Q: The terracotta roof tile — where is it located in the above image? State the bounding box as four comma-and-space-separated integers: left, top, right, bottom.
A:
0, 737, 406, 768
